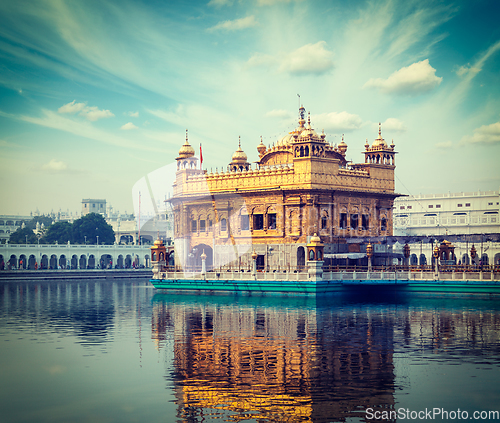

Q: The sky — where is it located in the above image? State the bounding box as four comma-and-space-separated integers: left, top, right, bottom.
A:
1, 0, 499, 217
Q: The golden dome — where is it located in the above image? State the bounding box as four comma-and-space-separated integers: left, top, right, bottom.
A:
231, 138, 248, 163
337, 135, 347, 155
257, 136, 266, 155
178, 139, 195, 159
310, 233, 321, 243
153, 236, 164, 247
372, 123, 388, 148
177, 130, 195, 159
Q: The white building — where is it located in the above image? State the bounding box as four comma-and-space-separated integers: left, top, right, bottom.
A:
394, 190, 499, 236
393, 190, 500, 266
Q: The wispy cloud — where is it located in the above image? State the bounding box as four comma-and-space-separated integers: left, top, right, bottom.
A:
257, 0, 303, 5
449, 40, 500, 103
120, 122, 138, 130
127, 111, 139, 118
313, 111, 364, 133
208, 15, 257, 31
41, 159, 68, 172
460, 122, 500, 145
265, 109, 294, 119
381, 118, 406, 132
207, 0, 233, 7
0, 109, 163, 152
456, 40, 500, 79
247, 41, 334, 76
58, 100, 114, 121
364, 59, 442, 95
435, 140, 453, 149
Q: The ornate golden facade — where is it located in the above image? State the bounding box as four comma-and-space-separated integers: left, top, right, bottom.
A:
169, 107, 399, 270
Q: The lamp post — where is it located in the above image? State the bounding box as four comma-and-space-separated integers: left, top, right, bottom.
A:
433, 244, 439, 275
200, 250, 207, 277
251, 250, 258, 277
366, 242, 373, 273
84, 236, 87, 245
96, 235, 99, 269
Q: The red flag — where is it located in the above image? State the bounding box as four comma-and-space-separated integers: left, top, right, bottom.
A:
200, 143, 203, 169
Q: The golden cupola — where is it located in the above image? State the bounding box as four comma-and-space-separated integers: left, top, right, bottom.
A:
337, 134, 348, 156
257, 136, 266, 156
372, 123, 388, 148
177, 130, 195, 160
230, 137, 250, 171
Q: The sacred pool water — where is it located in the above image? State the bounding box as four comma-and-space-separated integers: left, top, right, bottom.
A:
1, 279, 499, 423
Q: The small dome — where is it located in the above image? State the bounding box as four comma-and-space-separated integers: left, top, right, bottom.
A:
154, 237, 164, 246
178, 139, 195, 159
257, 137, 266, 155
310, 233, 321, 243
277, 133, 295, 146
337, 135, 347, 155
232, 140, 248, 163
372, 123, 388, 148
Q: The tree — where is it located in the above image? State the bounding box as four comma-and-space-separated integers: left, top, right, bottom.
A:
9, 227, 38, 244
44, 221, 73, 244
72, 213, 115, 245
26, 215, 54, 231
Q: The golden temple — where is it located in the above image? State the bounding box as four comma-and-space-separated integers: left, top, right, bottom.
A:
168, 106, 399, 271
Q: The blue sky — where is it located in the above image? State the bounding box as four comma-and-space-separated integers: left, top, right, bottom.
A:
1, 0, 499, 216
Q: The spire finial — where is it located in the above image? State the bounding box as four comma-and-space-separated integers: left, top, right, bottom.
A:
186, 129, 188, 142
238, 136, 241, 149
308, 111, 311, 125
378, 122, 381, 137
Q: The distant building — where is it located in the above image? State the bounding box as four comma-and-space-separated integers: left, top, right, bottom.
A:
393, 190, 500, 266
81, 199, 107, 216
394, 190, 500, 236
0, 215, 32, 243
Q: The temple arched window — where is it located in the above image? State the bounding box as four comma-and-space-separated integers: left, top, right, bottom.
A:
321, 212, 328, 229
221, 218, 227, 231
309, 249, 315, 260
305, 146, 309, 156
300, 146, 304, 157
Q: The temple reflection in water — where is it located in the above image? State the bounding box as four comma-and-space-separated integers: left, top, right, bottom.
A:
152, 295, 397, 422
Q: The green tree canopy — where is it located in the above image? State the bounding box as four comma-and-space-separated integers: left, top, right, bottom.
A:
44, 221, 73, 244
9, 227, 38, 244
72, 213, 115, 245
26, 215, 54, 231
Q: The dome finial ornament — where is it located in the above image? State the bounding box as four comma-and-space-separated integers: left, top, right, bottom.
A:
177, 129, 195, 159
378, 123, 382, 138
